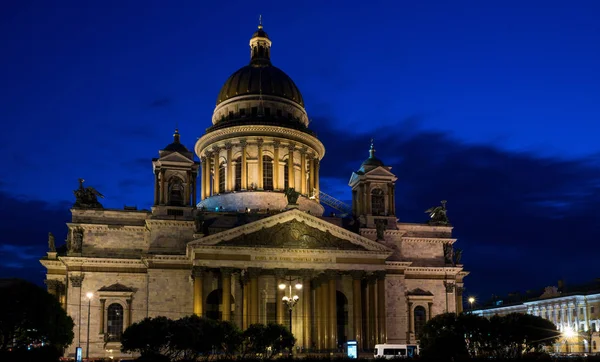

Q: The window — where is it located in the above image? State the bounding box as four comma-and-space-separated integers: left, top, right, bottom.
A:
168, 177, 184, 206
580, 307, 584, 315
284, 163, 289, 189
251, 107, 258, 116
228, 111, 234, 119
264, 108, 271, 117
593, 340, 597, 350
266, 302, 277, 324
592, 306, 595, 314
107, 303, 124, 342
219, 162, 226, 193
371, 188, 385, 215
414, 306, 426, 338
592, 322, 596, 332
240, 108, 246, 117
235, 157, 242, 191
276, 109, 282, 117
262, 156, 273, 191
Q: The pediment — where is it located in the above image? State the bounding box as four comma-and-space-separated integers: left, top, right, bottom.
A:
189, 209, 391, 253
158, 152, 195, 163
364, 166, 397, 178
98, 283, 134, 292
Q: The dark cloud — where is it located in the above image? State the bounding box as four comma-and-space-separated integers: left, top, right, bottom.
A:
0, 191, 71, 285
149, 97, 172, 108
312, 116, 600, 300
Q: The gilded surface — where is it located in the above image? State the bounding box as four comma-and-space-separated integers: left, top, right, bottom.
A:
216, 220, 366, 250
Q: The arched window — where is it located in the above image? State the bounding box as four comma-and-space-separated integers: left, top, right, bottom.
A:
284, 163, 289, 189
371, 188, 385, 215
414, 306, 426, 338
263, 156, 273, 191
219, 162, 226, 193
234, 157, 242, 191
107, 303, 124, 342
593, 340, 597, 350
168, 177, 184, 206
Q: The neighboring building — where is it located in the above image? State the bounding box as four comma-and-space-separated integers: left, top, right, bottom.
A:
40, 24, 468, 359
473, 286, 600, 353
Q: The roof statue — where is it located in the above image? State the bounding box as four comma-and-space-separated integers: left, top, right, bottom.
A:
48, 232, 55, 252
73, 178, 104, 209
283, 187, 301, 205
425, 200, 450, 226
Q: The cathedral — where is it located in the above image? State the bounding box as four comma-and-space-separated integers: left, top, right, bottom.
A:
40, 23, 468, 359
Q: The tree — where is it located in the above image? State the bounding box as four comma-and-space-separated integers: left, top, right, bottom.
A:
0, 279, 74, 354
419, 313, 470, 361
243, 323, 295, 358
491, 313, 559, 358
120, 316, 172, 359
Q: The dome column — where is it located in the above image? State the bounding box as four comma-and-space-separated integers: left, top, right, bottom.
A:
309, 155, 315, 197
160, 169, 166, 204
225, 143, 233, 192
257, 139, 264, 190
153, 169, 159, 205
314, 158, 320, 200
200, 157, 207, 200
287, 144, 295, 189
213, 147, 220, 194
240, 140, 248, 190
300, 148, 307, 195
206, 152, 213, 197
273, 141, 280, 190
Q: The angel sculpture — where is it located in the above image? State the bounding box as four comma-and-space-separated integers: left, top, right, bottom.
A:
48, 232, 56, 252
425, 200, 450, 226
283, 187, 301, 205
73, 178, 104, 209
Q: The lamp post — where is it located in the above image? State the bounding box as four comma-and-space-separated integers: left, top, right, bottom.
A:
278, 277, 302, 333
85, 292, 93, 361
563, 326, 575, 354
468, 297, 475, 313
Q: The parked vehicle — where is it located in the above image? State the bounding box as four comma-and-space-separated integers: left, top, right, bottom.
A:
374, 344, 419, 358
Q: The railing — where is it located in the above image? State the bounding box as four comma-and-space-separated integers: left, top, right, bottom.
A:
317, 190, 353, 215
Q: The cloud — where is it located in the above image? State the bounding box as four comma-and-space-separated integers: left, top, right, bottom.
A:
0, 191, 70, 283
311, 115, 600, 300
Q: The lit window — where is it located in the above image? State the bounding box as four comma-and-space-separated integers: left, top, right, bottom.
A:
263, 156, 273, 191
414, 306, 426, 337
107, 303, 124, 342
234, 157, 242, 191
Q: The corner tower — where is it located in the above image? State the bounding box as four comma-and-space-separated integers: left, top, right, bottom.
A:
349, 140, 397, 228
195, 23, 325, 215
153, 129, 200, 216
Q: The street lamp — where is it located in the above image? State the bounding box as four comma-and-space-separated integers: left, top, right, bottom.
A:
279, 277, 302, 333
468, 297, 475, 313
85, 292, 93, 361
563, 326, 575, 353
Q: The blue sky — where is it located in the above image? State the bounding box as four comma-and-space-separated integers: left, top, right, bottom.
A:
1, 0, 600, 304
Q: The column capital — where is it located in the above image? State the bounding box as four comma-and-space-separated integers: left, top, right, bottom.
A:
299, 147, 308, 155
239, 138, 247, 147
220, 267, 234, 275
274, 268, 288, 278
192, 266, 206, 278
247, 267, 262, 277
273, 140, 280, 149
256, 138, 264, 147
44, 279, 61, 288
455, 286, 464, 294
205, 151, 213, 158
224, 142, 233, 150
299, 269, 314, 278
69, 274, 84, 287
287, 143, 296, 151
211, 146, 221, 153
375, 270, 387, 280
200, 156, 207, 163
367, 273, 378, 284
350, 270, 365, 280
324, 269, 340, 280
443, 280, 455, 293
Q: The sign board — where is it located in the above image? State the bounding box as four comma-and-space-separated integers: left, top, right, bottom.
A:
347, 340, 358, 359
75, 347, 82, 362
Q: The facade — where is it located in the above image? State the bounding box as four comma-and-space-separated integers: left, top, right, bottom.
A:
473, 286, 600, 353
40, 24, 468, 359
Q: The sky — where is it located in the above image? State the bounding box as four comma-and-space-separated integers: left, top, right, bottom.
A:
1, 0, 600, 305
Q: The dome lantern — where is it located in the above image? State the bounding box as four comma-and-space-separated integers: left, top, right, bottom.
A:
249, 16, 272, 67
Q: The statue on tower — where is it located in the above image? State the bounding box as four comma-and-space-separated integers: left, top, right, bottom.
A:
425, 200, 450, 226
73, 178, 104, 209
48, 232, 55, 252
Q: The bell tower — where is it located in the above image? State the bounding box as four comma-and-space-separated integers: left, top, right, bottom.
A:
152, 129, 199, 216
349, 140, 397, 229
